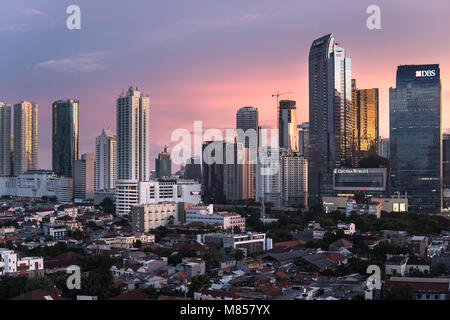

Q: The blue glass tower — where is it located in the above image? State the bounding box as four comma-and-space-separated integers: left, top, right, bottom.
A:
390, 65, 442, 212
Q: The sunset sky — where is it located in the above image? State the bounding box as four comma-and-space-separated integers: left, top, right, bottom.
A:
1, 0, 450, 170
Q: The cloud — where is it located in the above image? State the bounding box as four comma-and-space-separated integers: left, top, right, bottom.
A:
34, 52, 107, 73
20, 8, 44, 16
183, 12, 283, 28
0, 24, 29, 32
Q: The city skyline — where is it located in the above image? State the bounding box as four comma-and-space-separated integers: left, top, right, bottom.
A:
1, 0, 450, 170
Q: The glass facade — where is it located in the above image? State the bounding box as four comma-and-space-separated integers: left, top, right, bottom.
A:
352, 80, 379, 164
390, 64, 442, 212
278, 100, 298, 151
52, 99, 79, 178
443, 134, 450, 189
333, 168, 386, 191
308, 33, 353, 205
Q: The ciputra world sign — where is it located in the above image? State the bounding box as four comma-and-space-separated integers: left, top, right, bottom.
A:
416, 70, 436, 78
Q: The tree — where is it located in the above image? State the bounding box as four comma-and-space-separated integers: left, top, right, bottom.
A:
142, 285, 160, 300
383, 285, 414, 300
431, 263, 448, 277
133, 240, 142, 249
99, 197, 115, 214
188, 275, 211, 297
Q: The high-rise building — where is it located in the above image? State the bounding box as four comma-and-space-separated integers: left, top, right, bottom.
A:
155, 146, 171, 178
352, 80, 379, 164
116, 87, 149, 182
278, 100, 298, 151
223, 142, 254, 201
0, 103, 11, 177
116, 87, 150, 215
443, 134, 450, 189
95, 129, 116, 191
184, 157, 202, 182
308, 33, 353, 205
73, 153, 95, 200
52, 99, 79, 178
13, 101, 38, 176
297, 122, 310, 158
390, 65, 441, 212
202, 140, 226, 202
280, 150, 308, 208
236, 106, 259, 149
379, 137, 390, 159
255, 147, 281, 207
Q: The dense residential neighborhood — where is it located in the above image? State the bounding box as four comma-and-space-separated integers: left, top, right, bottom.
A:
1, 198, 450, 301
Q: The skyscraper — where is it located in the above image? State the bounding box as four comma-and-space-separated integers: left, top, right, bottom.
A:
202, 140, 226, 202
223, 141, 254, 201
255, 146, 281, 207
390, 65, 441, 212
0, 103, 11, 176
236, 106, 258, 199
308, 33, 353, 205
184, 157, 202, 182
379, 137, 390, 159
13, 101, 38, 176
352, 80, 379, 164
95, 129, 117, 191
74, 153, 95, 200
52, 99, 79, 178
443, 134, 450, 189
236, 106, 259, 149
116, 87, 150, 215
297, 122, 310, 158
116, 86, 149, 181
280, 150, 308, 208
278, 100, 298, 151
155, 146, 171, 178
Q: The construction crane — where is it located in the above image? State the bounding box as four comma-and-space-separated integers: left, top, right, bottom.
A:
272, 91, 294, 127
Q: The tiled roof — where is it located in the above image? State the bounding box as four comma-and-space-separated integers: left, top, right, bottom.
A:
110, 290, 150, 300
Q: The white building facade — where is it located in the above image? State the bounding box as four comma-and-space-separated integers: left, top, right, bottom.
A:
95, 129, 116, 191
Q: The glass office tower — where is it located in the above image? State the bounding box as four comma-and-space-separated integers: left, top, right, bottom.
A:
390, 65, 442, 212
52, 99, 79, 178
278, 100, 298, 152
352, 79, 379, 165
308, 33, 353, 205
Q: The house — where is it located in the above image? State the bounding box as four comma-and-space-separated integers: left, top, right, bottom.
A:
384, 277, 450, 300
177, 258, 205, 277
385, 256, 408, 277
337, 223, 356, 235
329, 239, 353, 251
406, 257, 431, 274
110, 290, 150, 300
45, 251, 83, 274
194, 289, 241, 300
408, 236, 429, 258
10, 289, 66, 300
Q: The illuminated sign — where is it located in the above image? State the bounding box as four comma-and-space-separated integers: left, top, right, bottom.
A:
190, 191, 201, 196
415, 70, 436, 78
334, 169, 369, 174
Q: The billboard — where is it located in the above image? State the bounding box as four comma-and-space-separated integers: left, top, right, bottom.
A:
333, 168, 387, 192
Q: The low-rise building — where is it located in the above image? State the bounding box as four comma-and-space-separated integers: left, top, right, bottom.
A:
409, 236, 430, 258
384, 277, 450, 300
199, 232, 270, 255
0, 248, 44, 277
385, 256, 408, 277
130, 202, 177, 232
42, 223, 67, 240
186, 205, 245, 231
